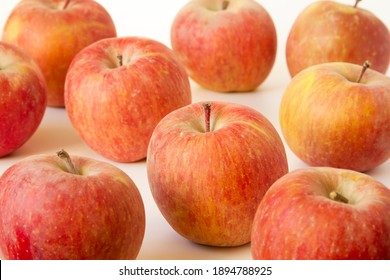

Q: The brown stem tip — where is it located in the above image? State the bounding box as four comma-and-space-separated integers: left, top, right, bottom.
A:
203, 103, 211, 133
357, 60, 371, 83
117, 55, 123, 67
353, 0, 362, 8
222, 1, 229, 10
57, 149, 79, 175
63, 0, 71, 9
329, 191, 349, 204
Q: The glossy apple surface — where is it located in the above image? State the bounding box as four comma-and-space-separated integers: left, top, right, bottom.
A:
0, 41, 47, 157
251, 167, 390, 259
2, 0, 117, 106
65, 36, 192, 162
280, 62, 390, 172
0, 151, 145, 259
171, 0, 277, 92
147, 101, 288, 247
286, 0, 390, 77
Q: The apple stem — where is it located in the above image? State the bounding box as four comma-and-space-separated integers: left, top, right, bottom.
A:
356, 60, 371, 83
63, 0, 71, 9
203, 103, 211, 133
353, 0, 362, 8
329, 191, 349, 204
57, 149, 79, 175
222, 1, 229, 10
117, 55, 123, 67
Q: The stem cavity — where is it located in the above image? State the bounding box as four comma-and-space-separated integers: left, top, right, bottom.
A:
356, 60, 371, 83
203, 103, 211, 133
353, 0, 362, 8
57, 149, 79, 175
222, 1, 229, 10
329, 191, 349, 204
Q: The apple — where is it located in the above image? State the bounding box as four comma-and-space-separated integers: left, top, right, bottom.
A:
0, 41, 47, 157
170, 0, 277, 92
251, 167, 390, 260
147, 101, 288, 247
64, 36, 192, 163
286, 0, 390, 77
0, 150, 145, 260
2, 0, 117, 107
280, 61, 390, 172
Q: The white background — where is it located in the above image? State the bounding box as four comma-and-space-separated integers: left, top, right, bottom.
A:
0, 0, 389, 260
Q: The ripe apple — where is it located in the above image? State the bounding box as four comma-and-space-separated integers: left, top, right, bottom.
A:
170, 0, 277, 92
286, 0, 390, 77
251, 167, 390, 260
280, 61, 390, 172
65, 36, 192, 163
0, 150, 145, 260
2, 0, 117, 107
147, 101, 288, 247
0, 41, 47, 157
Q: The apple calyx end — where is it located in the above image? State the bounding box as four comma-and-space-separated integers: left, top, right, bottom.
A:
202, 103, 211, 133
356, 60, 371, 83
353, 0, 362, 8
57, 149, 79, 175
222, 1, 230, 10
329, 191, 349, 204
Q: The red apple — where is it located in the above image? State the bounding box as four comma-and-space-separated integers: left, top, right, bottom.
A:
147, 101, 288, 247
64, 36, 192, 163
251, 167, 390, 260
2, 0, 117, 107
0, 41, 47, 157
280, 61, 390, 172
0, 150, 145, 260
286, 0, 390, 77
170, 0, 277, 92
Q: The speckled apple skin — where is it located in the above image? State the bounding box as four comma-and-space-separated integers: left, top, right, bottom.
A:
251, 167, 390, 260
65, 37, 192, 163
0, 154, 145, 260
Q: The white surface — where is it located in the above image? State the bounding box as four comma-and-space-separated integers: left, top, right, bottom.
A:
0, 0, 389, 260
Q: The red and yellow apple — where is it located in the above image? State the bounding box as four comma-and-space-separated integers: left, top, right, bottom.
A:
171, 0, 277, 92
251, 167, 390, 259
280, 61, 390, 172
2, 0, 117, 106
286, 0, 390, 77
147, 101, 288, 247
0, 150, 145, 260
0, 41, 47, 157
64, 36, 192, 162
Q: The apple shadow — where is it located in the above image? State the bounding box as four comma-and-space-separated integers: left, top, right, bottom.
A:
5, 108, 85, 158
138, 233, 251, 260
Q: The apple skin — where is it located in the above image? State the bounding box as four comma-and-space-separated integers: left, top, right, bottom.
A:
0, 151, 145, 260
286, 1, 390, 77
147, 101, 288, 247
280, 62, 390, 172
170, 0, 277, 92
64, 36, 192, 163
251, 167, 390, 260
2, 0, 117, 107
0, 41, 47, 157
